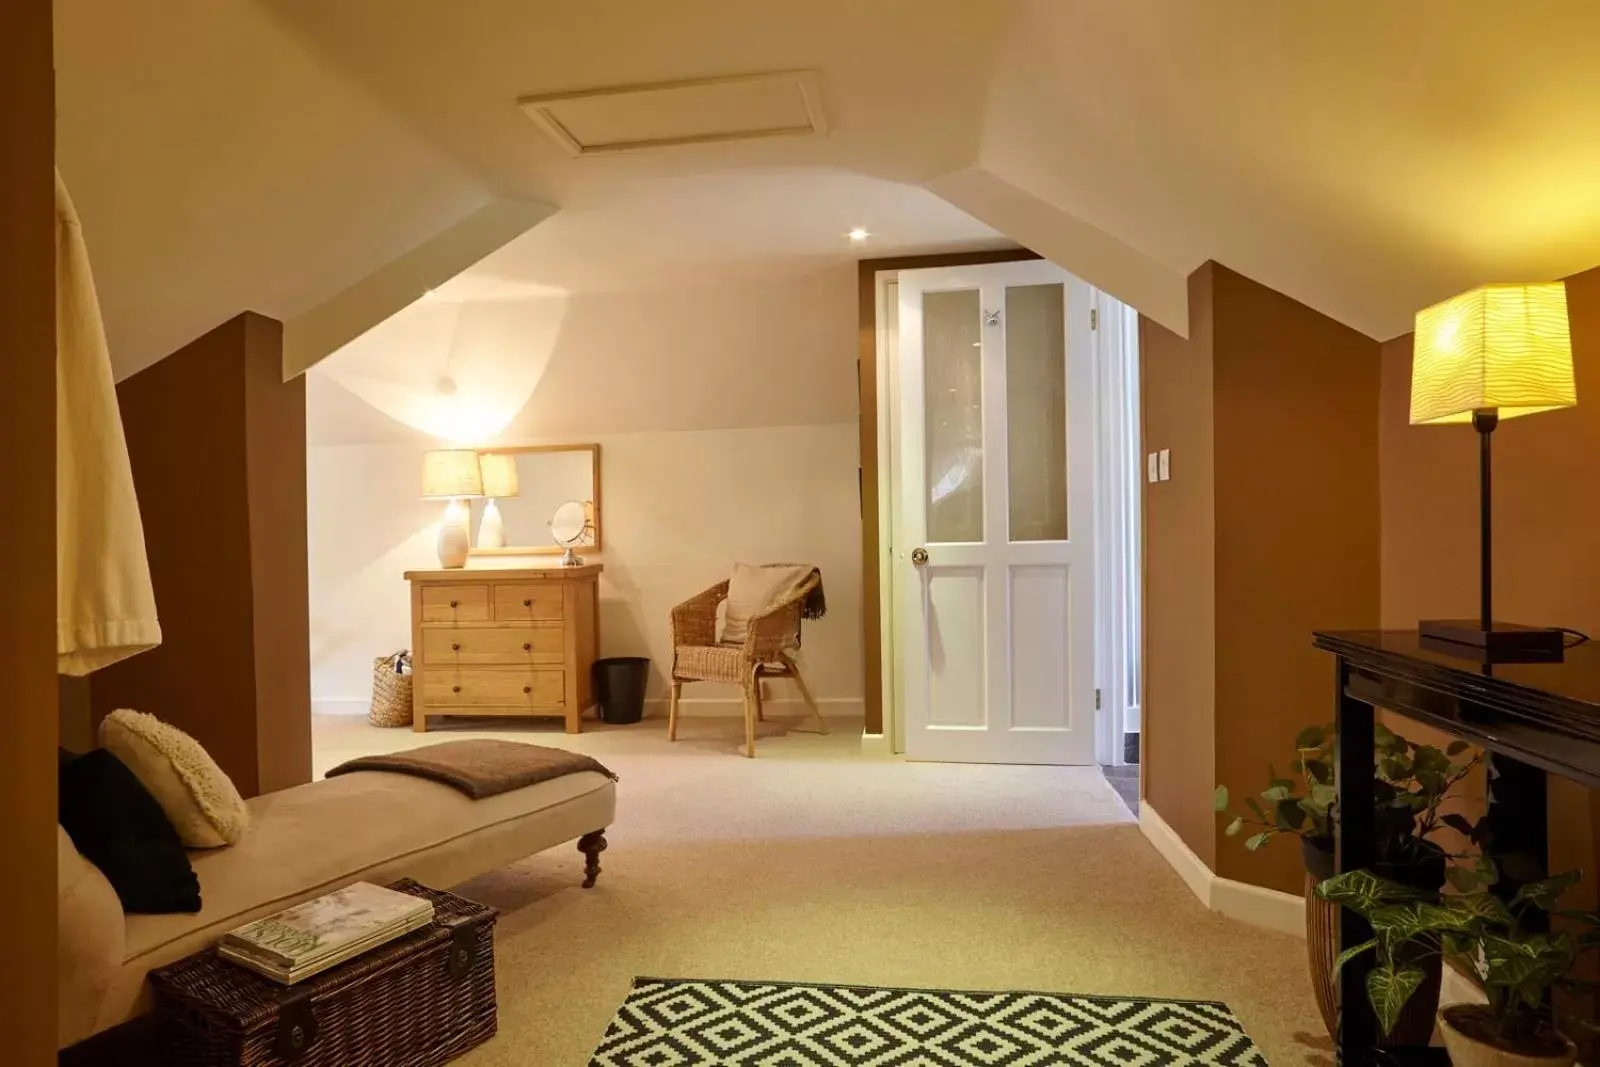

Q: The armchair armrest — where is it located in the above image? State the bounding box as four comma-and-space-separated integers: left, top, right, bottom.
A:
742, 574, 820, 658
671, 580, 729, 648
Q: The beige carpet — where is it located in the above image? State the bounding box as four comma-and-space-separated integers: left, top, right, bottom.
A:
314, 714, 1328, 1066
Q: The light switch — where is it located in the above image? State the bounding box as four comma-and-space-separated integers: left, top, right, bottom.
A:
1147, 452, 1160, 484
1158, 449, 1171, 481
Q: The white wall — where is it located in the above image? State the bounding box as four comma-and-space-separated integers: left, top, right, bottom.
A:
307, 266, 863, 716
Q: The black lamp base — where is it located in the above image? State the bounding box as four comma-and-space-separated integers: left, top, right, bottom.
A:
1419, 619, 1566, 664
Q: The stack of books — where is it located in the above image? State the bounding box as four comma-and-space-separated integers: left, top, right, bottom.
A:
218, 882, 435, 985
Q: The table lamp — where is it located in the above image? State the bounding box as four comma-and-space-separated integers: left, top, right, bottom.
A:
1409, 281, 1576, 660
421, 449, 482, 569
475, 452, 520, 549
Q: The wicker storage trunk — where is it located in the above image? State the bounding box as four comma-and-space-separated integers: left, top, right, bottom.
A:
150, 880, 497, 1067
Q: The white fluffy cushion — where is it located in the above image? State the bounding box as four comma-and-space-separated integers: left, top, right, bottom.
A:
720, 563, 814, 647
99, 709, 249, 849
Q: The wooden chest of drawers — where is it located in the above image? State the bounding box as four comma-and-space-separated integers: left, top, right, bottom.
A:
404, 565, 602, 733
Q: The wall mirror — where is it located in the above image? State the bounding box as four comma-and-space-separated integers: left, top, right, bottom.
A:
469, 443, 601, 556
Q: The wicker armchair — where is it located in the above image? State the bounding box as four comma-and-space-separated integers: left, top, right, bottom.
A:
668, 570, 827, 757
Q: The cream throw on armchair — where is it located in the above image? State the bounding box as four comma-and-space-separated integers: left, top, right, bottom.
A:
55, 171, 160, 674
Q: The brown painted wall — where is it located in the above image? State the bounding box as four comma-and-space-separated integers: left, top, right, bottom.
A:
0, 0, 60, 1060
1211, 264, 1382, 893
243, 314, 312, 794
1143, 263, 1382, 894
90, 313, 311, 797
1141, 263, 1218, 869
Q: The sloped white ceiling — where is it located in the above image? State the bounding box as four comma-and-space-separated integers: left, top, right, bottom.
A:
56, 0, 1600, 379
258, 0, 1006, 202
980, 0, 1600, 340
55, 0, 489, 377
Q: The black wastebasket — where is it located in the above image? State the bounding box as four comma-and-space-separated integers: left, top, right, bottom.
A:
593, 657, 649, 724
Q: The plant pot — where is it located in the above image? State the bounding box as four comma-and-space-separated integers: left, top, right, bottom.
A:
1304, 837, 1340, 1040
1438, 1005, 1576, 1067
1302, 837, 1445, 1046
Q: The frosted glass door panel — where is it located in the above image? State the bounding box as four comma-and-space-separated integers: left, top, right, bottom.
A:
922, 288, 983, 543
1005, 283, 1068, 542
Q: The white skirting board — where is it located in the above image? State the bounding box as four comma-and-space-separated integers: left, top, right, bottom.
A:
857, 732, 894, 757
312, 698, 370, 717
1139, 802, 1489, 1008
640, 696, 865, 719
1139, 801, 1306, 937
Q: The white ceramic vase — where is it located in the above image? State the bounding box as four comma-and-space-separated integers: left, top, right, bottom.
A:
436, 498, 472, 568
1437, 1007, 1576, 1067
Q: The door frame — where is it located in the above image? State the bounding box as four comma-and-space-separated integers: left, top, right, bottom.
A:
856, 249, 1040, 743
1091, 295, 1143, 766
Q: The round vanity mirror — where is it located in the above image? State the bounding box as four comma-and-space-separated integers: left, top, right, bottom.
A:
549, 500, 591, 566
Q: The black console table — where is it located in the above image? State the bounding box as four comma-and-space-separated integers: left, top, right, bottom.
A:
1314, 630, 1600, 1067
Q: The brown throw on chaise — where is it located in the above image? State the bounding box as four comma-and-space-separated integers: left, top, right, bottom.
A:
326, 739, 618, 800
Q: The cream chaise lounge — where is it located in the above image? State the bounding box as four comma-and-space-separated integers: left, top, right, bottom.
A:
58, 764, 615, 1050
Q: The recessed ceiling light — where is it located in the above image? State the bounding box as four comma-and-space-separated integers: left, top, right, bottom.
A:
848, 228, 870, 242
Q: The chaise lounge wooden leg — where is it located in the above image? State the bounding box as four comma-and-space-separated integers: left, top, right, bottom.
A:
577, 830, 607, 888
667, 681, 682, 741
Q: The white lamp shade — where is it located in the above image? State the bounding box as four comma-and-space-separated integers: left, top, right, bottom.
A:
420, 449, 483, 499
1410, 282, 1576, 425
478, 452, 520, 499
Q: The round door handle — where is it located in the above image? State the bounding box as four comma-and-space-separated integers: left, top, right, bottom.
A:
522, 685, 532, 694
522, 598, 532, 607
451, 642, 461, 651
522, 642, 532, 651
910, 547, 930, 566
451, 685, 461, 693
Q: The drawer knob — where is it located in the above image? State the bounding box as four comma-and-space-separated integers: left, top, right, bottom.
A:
522, 642, 532, 651
451, 685, 461, 693
449, 599, 459, 608
522, 598, 532, 608
452, 642, 461, 651
522, 685, 532, 694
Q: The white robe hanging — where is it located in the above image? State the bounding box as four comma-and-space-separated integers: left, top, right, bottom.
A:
56, 170, 161, 675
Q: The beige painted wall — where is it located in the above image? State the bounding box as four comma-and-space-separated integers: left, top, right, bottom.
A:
307, 266, 864, 718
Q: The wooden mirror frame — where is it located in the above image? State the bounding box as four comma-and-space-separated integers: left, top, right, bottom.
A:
468, 442, 602, 556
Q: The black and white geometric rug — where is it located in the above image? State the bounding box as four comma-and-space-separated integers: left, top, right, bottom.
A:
589, 978, 1269, 1066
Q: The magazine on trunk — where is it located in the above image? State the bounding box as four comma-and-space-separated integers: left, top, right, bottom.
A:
219, 882, 434, 985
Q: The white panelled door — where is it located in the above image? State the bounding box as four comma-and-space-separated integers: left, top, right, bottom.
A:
894, 261, 1095, 764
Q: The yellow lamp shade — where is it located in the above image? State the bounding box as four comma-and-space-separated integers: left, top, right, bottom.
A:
420, 449, 483, 499
1409, 282, 1576, 425
478, 452, 520, 499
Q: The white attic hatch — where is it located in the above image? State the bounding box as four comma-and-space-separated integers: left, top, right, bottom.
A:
518, 70, 827, 156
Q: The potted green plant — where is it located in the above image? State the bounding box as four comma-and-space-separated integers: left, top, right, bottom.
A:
1315, 868, 1598, 1067
1213, 722, 1484, 1042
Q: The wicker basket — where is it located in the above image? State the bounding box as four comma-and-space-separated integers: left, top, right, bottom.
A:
369, 651, 413, 728
150, 880, 497, 1067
